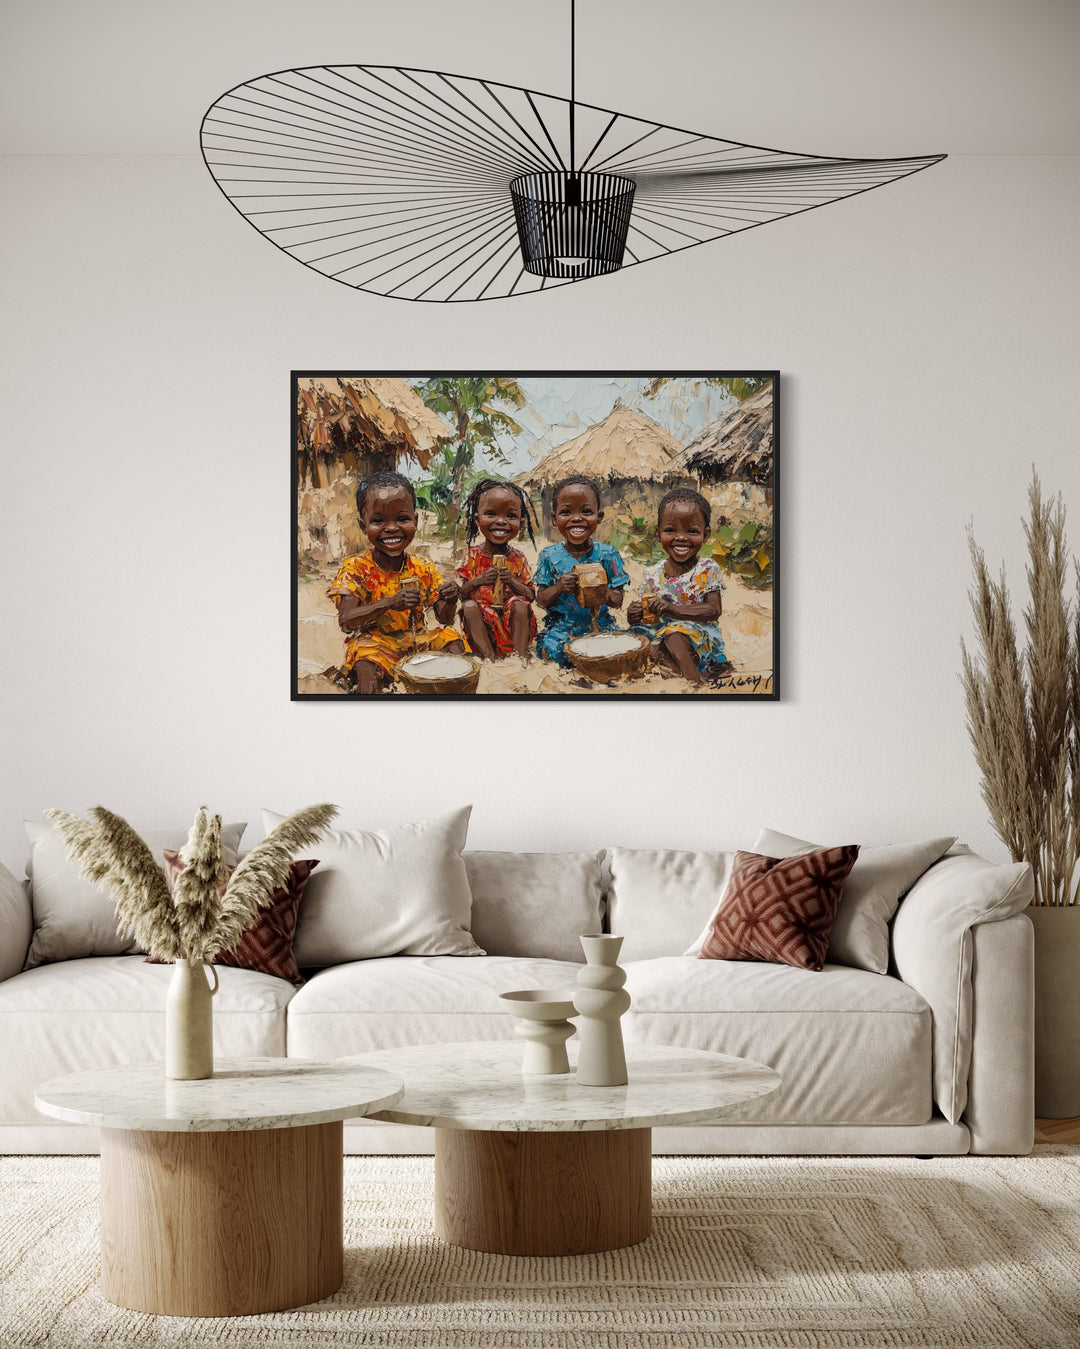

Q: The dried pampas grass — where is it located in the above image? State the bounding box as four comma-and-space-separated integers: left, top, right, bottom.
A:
47, 807, 182, 960
962, 471, 1080, 905
47, 802, 339, 961
204, 802, 337, 962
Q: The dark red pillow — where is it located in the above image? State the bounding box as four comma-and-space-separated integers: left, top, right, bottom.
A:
699, 846, 860, 971
147, 852, 318, 983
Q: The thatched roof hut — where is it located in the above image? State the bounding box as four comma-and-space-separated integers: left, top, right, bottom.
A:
296, 377, 453, 488
519, 407, 694, 539
675, 381, 774, 485
520, 407, 684, 489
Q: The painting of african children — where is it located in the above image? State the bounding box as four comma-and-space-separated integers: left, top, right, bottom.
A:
293, 372, 778, 699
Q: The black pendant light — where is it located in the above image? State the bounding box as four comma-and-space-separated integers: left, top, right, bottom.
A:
510, 170, 635, 279
200, 3, 944, 302
508, 4, 636, 280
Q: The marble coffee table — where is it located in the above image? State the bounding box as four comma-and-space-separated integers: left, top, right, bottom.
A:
351, 1042, 780, 1256
35, 1057, 403, 1317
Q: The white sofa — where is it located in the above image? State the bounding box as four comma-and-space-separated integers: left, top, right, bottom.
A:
0, 842, 1034, 1157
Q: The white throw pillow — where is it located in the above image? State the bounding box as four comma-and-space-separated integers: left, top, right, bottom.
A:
606, 847, 734, 963
890, 845, 1033, 1124
465, 851, 603, 961
24, 818, 248, 967
711, 829, 957, 974
0, 861, 31, 983
275, 805, 484, 968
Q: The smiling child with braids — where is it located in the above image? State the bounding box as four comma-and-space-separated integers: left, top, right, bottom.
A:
454, 478, 538, 660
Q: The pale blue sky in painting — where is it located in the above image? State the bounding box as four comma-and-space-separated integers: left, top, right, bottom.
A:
405, 376, 739, 477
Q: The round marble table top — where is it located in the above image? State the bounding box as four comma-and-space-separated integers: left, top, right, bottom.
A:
348, 1043, 781, 1132
34, 1057, 404, 1133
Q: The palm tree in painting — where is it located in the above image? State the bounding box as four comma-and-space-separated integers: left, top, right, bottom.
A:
414, 377, 527, 538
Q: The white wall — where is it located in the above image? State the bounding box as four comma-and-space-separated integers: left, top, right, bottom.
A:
2, 2, 1079, 871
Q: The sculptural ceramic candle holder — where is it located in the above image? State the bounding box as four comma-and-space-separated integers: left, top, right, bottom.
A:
575, 934, 631, 1086
498, 990, 578, 1075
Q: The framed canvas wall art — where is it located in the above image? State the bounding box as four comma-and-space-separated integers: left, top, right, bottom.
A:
293, 371, 778, 700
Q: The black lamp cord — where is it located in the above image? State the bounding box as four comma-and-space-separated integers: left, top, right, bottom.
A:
570, 0, 576, 172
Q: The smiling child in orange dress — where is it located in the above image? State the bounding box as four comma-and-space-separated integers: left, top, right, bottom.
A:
328, 471, 465, 695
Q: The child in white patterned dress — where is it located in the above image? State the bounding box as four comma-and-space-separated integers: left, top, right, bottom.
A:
626, 488, 728, 685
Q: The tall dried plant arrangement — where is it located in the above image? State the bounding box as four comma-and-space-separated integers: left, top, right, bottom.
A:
47, 802, 339, 960
961, 471, 1080, 906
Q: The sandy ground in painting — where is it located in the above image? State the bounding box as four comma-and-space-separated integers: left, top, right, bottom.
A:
297, 533, 773, 697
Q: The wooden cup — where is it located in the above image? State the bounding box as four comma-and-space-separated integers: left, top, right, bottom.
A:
574, 563, 608, 607
492, 554, 507, 606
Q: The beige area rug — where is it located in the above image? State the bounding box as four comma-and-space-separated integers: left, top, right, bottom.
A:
1, 1151, 1078, 1348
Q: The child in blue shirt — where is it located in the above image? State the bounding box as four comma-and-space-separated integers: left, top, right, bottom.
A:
534, 475, 630, 665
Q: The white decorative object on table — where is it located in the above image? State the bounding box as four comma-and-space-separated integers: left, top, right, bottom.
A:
165, 960, 219, 1080
498, 989, 576, 1075
575, 934, 631, 1086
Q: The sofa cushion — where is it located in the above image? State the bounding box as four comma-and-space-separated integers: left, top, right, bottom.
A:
271, 806, 484, 968
607, 847, 734, 962
623, 957, 932, 1126
154, 851, 317, 983
286, 955, 583, 1058
0, 956, 294, 1128
743, 829, 956, 974
891, 846, 1034, 1125
0, 861, 31, 984
697, 846, 859, 971
24, 819, 247, 967
464, 851, 603, 960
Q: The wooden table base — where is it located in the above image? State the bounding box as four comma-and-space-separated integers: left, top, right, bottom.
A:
435, 1126, 652, 1256
100, 1120, 343, 1316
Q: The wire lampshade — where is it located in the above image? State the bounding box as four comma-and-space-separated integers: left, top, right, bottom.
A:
510, 170, 636, 279
200, 0, 944, 309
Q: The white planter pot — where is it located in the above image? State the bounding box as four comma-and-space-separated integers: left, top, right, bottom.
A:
1028, 905, 1080, 1119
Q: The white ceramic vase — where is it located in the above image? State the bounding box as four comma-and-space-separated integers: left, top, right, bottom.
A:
165, 958, 219, 1080
575, 934, 631, 1086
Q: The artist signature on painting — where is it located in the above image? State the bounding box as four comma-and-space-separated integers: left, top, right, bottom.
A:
713, 672, 773, 695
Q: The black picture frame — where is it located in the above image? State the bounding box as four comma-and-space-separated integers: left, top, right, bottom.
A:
292, 370, 779, 701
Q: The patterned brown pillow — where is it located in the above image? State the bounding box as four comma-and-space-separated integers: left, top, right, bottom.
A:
147, 853, 318, 983
698, 846, 860, 971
